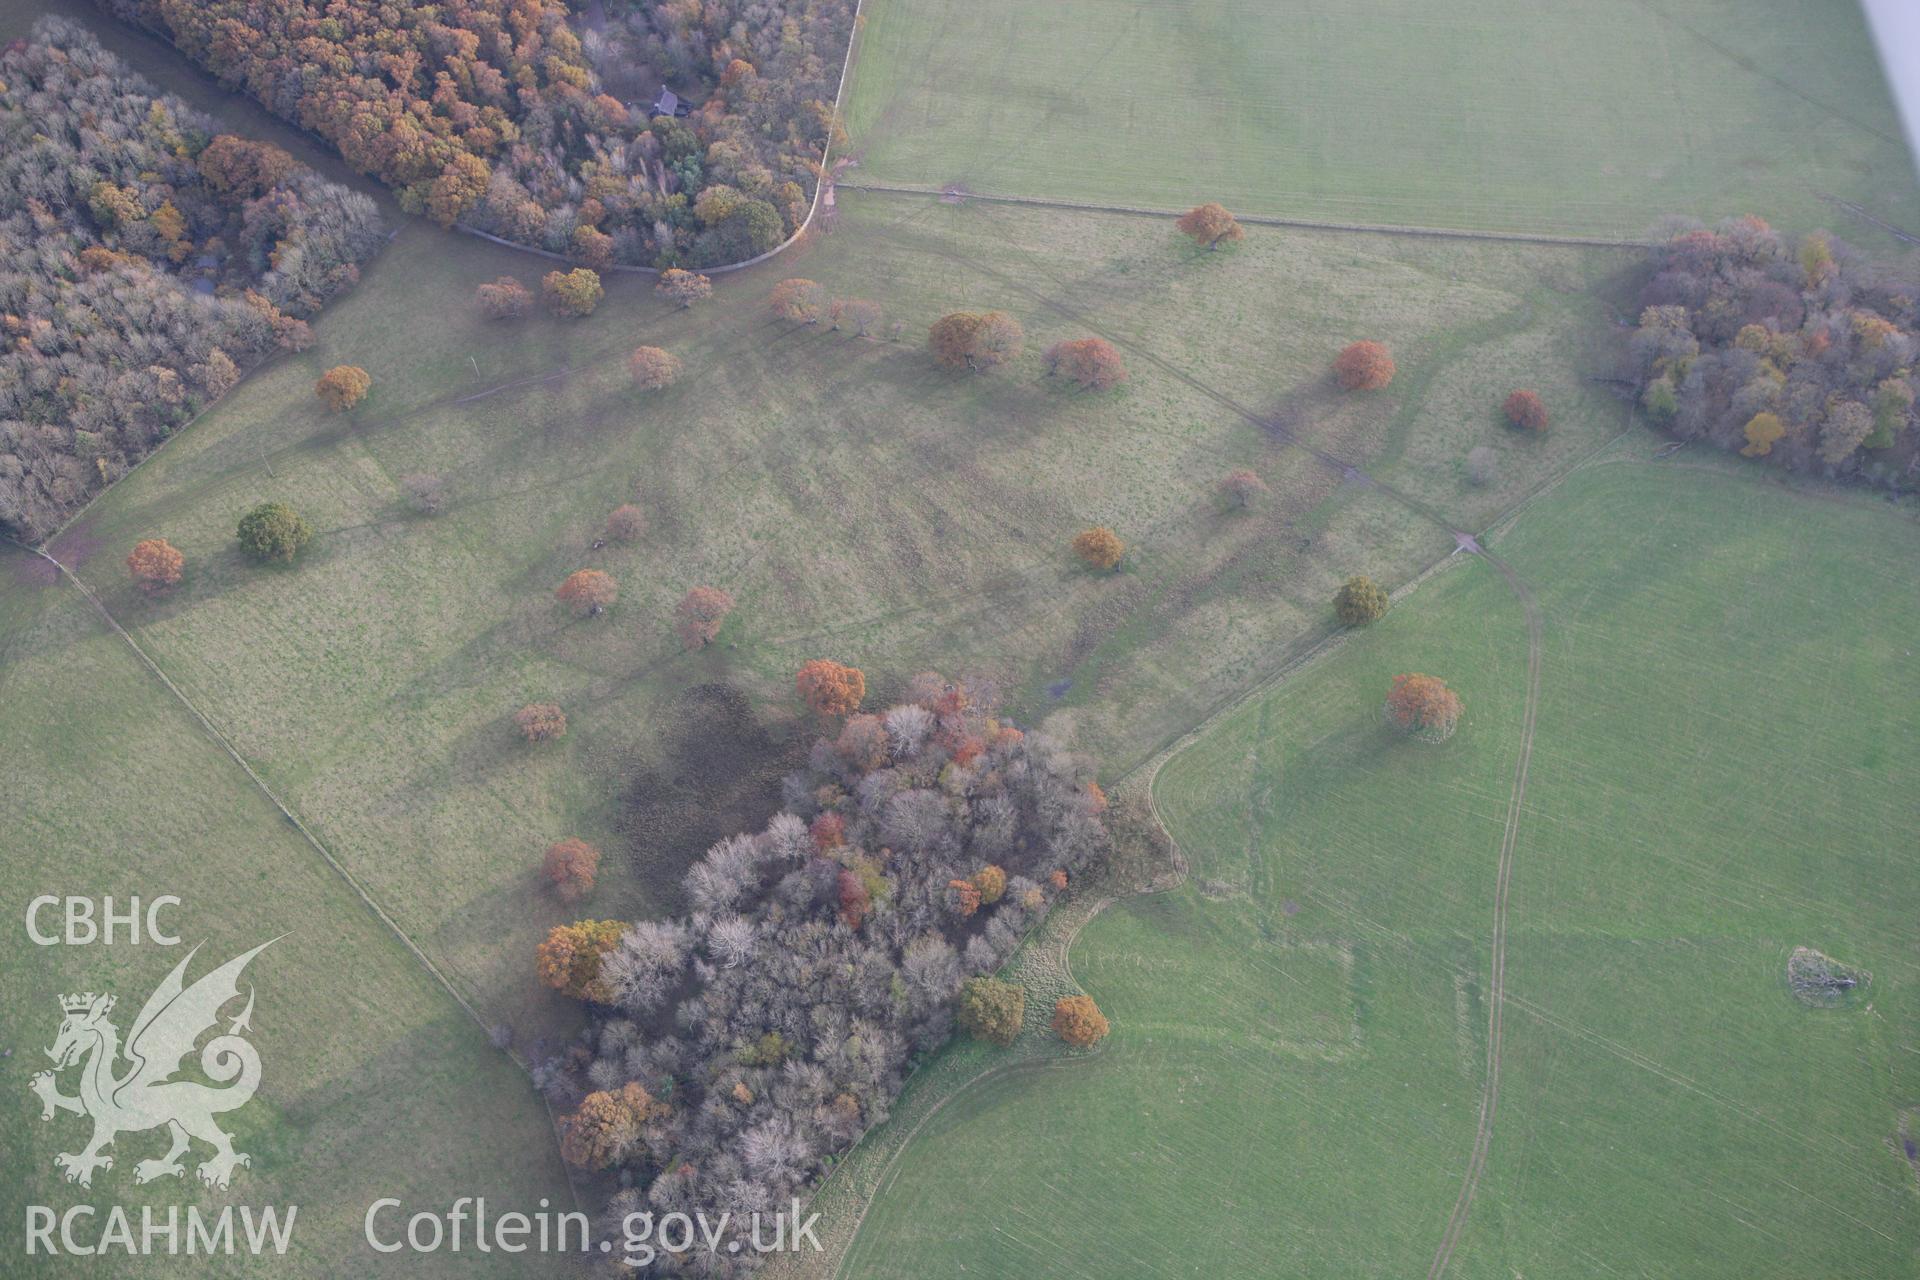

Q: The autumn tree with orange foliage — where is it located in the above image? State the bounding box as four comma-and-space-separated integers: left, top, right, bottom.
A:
126, 539, 184, 593
1052, 995, 1111, 1047
929, 311, 1024, 372
1384, 673, 1463, 743
1072, 526, 1125, 572
673, 586, 735, 649
535, 919, 626, 1002
972, 865, 1007, 905
1334, 341, 1395, 391
556, 570, 617, 617
476, 277, 531, 320
769, 278, 826, 324
656, 269, 713, 310
796, 659, 865, 717
196, 136, 296, 198
315, 365, 370, 412
542, 269, 603, 318
560, 1082, 664, 1169
542, 838, 601, 902
1175, 202, 1245, 251
1503, 389, 1548, 432
1044, 338, 1128, 391
629, 346, 683, 391
515, 702, 567, 743
946, 878, 983, 918
604, 504, 648, 544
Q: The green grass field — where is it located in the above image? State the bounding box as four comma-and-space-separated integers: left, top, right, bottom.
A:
844, 0, 1920, 240
27, 191, 1636, 1046
832, 455, 1920, 1277
0, 544, 572, 1276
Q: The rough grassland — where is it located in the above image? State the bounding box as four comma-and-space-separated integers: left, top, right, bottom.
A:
0, 545, 572, 1277
836, 456, 1920, 1277
844, 0, 1920, 240
33, 191, 1633, 1045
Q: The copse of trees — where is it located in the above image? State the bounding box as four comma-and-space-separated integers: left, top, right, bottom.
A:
315, 366, 371, 413
100, 0, 855, 270
1334, 341, 1396, 391
1044, 338, 1129, 391
236, 502, 312, 563
0, 21, 385, 538
628, 347, 683, 391
542, 270, 604, 318
1073, 527, 1125, 572
126, 539, 185, 593
557, 570, 618, 617
1385, 673, 1462, 743
1175, 202, 1245, 251
535, 672, 1110, 1259
1628, 215, 1918, 483
930, 311, 1024, 372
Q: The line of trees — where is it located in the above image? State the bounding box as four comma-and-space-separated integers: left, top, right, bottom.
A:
1628, 216, 1917, 484
101, 0, 856, 269
530, 672, 1110, 1265
0, 19, 385, 539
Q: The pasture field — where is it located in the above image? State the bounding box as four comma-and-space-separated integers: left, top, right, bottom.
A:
30, 186, 1635, 1042
833, 456, 1920, 1277
844, 0, 1920, 241
0, 545, 572, 1276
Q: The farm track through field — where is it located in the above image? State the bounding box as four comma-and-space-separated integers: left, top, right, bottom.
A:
840, 180, 1651, 249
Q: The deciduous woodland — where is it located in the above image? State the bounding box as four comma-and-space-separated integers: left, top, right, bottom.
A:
0, 19, 384, 538
534, 674, 1109, 1264
100, 0, 856, 269
1629, 216, 1917, 485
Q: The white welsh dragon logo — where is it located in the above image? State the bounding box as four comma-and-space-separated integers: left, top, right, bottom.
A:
29, 940, 276, 1190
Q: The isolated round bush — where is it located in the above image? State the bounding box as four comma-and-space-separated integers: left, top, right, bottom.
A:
674, 586, 735, 649
1503, 389, 1548, 432
1384, 673, 1462, 743
542, 268, 603, 318
542, 838, 601, 903
515, 702, 568, 743
1333, 341, 1395, 391
556, 569, 617, 616
315, 365, 371, 412
769, 278, 825, 324
796, 659, 865, 717
604, 504, 648, 543
476, 276, 531, 320
629, 346, 683, 391
1219, 469, 1270, 510
1072, 526, 1125, 572
1044, 338, 1128, 391
1052, 995, 1111, 1047
236, 502, 312, 563
1464, 446, 1500, 487
929, 310, 1023, 372
126, 538, 184, 592
957, 976, 1026, 1047
401, 473, 446, 515
656, 268, 712, 310
1333, 575, 1389, 626
1175, 202, 1244, 251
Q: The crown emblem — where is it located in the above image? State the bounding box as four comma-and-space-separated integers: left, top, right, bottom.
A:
59, 992, 112, 1016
